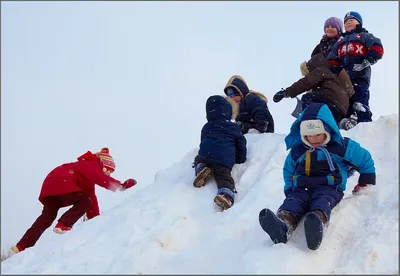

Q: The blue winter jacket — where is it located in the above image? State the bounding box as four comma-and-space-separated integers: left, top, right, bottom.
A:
198, 95, 247, 170
224, 75, 274, 133
283, 103, 376, 194
328, 25, 384, 84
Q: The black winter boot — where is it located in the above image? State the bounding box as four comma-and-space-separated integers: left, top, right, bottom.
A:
304, 210, 328, 250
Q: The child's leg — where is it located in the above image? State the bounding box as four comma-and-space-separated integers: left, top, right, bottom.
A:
300, 93, 344, 123
16, 196, 62, 250
278, 188, 310, 223
350, 78, 372, 122
259, 188, 309, 244
309, 185, 344, 222
57, 192, 92, 228
213, 165, 235, 209
304, 185, 344, 250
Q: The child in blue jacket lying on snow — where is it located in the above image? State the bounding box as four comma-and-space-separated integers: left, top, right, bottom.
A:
259, 103, 375, 250
192, 95, 247, 211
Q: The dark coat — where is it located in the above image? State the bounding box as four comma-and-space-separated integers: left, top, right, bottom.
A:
223, 75, 274, 133
198, 95, 247, 170
285, 53, 349, 117
328, 26, 384, 84
311, 35, 339, 58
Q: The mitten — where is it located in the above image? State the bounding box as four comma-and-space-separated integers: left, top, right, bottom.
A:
353, 60, 371, 71
273, 89, 289, 103
234, 121, 247, 134
352, 183, 367, 195
119, 179, 137, 191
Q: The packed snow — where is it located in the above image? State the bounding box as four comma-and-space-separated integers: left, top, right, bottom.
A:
2, 114, 398, 274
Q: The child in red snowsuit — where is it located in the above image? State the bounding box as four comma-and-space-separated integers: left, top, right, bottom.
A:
10, 148, 137, 254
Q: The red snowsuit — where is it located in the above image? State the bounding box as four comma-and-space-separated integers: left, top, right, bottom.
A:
17, 151, 123, 250
39, 151, 122, 218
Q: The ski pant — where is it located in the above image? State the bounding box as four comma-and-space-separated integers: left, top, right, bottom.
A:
278, 185, 344, 224
301, 92, 345, 124
208, 164, 235, 193
347, 78, 372, 122
17, 191, 91, 250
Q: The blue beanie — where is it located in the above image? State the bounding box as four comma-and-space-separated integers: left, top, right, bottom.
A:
344, 11, 363, 25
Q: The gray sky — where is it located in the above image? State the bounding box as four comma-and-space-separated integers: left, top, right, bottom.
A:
1, 1, 398, 246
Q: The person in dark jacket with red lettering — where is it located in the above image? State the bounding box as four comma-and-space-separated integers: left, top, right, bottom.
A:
328, 11, 384, 128
10, 148, 137, 255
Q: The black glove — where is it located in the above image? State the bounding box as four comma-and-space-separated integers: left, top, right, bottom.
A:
235, 121, 250, 134
273, 89, 289, 103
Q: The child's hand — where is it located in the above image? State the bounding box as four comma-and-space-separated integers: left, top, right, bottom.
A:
352, 183, 368, 195
119, 179, 137, 191
273, 89, 289, 103
353, 60, 371, 71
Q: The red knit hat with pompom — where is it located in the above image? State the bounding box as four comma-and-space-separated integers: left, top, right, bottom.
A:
96, 147, 115, 172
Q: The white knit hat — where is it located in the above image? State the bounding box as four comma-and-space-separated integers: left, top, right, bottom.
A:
300, 119, 331, 147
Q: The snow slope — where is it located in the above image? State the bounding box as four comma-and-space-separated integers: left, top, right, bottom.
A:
2, 115, 398, 274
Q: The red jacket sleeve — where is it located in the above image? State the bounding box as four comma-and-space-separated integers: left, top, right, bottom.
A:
86, 191, 100, 219
76, 159, 122, 192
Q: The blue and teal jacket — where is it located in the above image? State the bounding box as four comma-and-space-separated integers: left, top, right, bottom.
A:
283, 103, 375, 194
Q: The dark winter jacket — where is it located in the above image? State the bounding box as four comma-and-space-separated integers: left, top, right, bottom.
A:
283, 103, 376, 193
223, 75, 274, 133
285, 53, 349, 117
328, 25, 384, 84
198, 95, 247, 170
311, 35, 339, 58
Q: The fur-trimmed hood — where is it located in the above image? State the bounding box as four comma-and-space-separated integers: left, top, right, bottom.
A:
249, 90, 268, 103
223, 75, 250, 98
224, 96, 239, 120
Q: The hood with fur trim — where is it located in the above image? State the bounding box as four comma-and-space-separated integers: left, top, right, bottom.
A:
224, 96, 239, 120
249, 89, 268, 103
223, 75, 250, 98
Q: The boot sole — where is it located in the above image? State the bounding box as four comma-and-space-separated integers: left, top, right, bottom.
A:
214, 195, 232, 210
259, 209, 288, 244
53, 228, 71, 235
193, 167, 212, 188
304, 212, 324, 250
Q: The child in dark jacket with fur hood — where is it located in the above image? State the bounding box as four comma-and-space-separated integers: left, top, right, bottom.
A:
224, 75, 275, 134
192, 95, 247, 210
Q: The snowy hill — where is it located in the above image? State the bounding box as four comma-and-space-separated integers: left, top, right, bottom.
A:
2, 115, 398, 274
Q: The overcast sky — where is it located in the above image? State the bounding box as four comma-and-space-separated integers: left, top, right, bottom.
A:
1, 1, 398, 247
